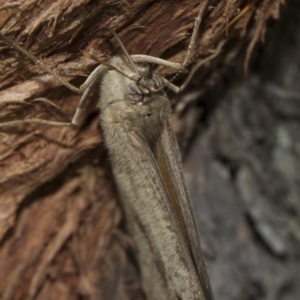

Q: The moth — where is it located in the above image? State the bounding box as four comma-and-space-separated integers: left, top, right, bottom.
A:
0, 2, 216, 299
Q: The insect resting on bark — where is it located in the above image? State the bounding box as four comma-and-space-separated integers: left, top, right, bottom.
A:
0, 1, 252, 299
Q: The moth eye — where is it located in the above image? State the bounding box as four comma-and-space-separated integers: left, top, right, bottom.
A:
153, 74, 165, 90
125, 82, 143, 103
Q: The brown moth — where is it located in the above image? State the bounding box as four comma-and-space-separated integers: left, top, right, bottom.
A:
99, 36, 215, 300
0, 1, 216, 299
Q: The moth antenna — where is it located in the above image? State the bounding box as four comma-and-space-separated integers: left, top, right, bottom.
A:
107, 27, 140, 76
102, 62, 138, 82
83, 51, 140, 83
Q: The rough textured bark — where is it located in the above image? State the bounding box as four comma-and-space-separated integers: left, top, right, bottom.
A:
184, 0, 299, 299
0, 0, 286, 300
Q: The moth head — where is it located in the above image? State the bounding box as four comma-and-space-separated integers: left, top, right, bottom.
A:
125, 72, 166, 105
107, 27, 166, 104
137, 73, 166, 92
135, 63, 165, 89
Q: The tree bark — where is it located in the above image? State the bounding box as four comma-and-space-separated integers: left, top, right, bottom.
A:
0, 0, 285, 299
184, 0, 300, 299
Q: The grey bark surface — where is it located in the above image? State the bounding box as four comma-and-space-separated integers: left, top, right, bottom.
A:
183, 0, 300, 299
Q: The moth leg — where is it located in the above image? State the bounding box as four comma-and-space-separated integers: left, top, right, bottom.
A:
163, 51, 219, 94
182, 0, 209, 68
0, 31, 81, 93
0, 31, 108, 95
78, 65, 109, 92
0, 65, 109, 128
0, 31, 110, 128
71, 72, 108, 125
0, 91, 86, 128
131, 55, 181, 70
131, 1, 208, 71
